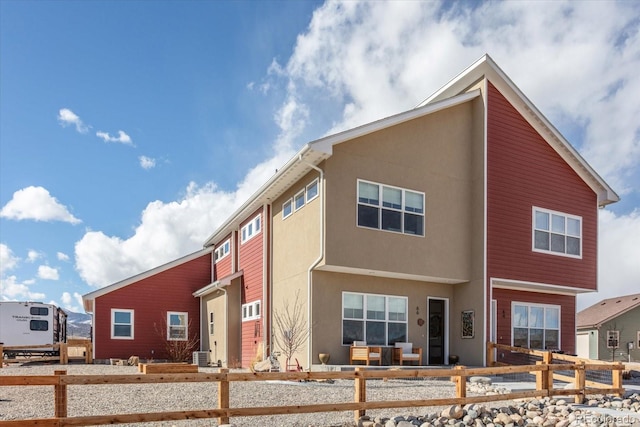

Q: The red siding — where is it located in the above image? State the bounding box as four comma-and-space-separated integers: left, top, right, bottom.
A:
486, 82, 598, 289
493, 288, 575, 354
213, 233, 233, 280
238, 209, 265, 366
94, 253, 212, 360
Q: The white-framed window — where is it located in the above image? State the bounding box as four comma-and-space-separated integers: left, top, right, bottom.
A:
306, 179, 319, 202
357, 179, 424, 236
512, 302, 560, 350
282, 199, 293, 219
294, 190, 305, 211
533, 207, 582, 258
242, 300, 261, 321
342, 292, 407, 346
241, 214, 261, 244
209, 311, 215, 335
167, 312, 188, 341
111, 309, 134, 339
214, 239, 230, 262
607, 330, 620, 349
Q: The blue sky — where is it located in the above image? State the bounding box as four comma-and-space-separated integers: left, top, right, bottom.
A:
1, 0, 639, 313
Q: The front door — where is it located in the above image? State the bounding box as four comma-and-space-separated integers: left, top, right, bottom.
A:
428, 298, 445, 364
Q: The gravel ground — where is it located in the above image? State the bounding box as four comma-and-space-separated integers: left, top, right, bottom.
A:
0, 363, 513, 427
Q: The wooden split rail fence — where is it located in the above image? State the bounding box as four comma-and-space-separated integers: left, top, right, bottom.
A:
0, 361, 626, 427
1, 339, 92, 367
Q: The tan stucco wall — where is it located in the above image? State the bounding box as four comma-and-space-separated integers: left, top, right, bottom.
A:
323, 102, 475, 281
271, 170, 322, 369
204, 291, 227, 366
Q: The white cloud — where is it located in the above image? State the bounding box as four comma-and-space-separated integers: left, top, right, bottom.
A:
57, 252, 70, 262
0, 275, 46, 301
37, 265, 59, 281
96, 130, 133, 145
60, 291, 83, 313
139, 155, 156, 170
0, 244, 19, 274
27, 250, 41, 263
58, 108, 90, 133
0, 186, 81, 224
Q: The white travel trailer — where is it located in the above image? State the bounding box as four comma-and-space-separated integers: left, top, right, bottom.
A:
0, 301, 67, 357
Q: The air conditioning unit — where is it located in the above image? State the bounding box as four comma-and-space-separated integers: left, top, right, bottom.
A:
193, 351, 209, 367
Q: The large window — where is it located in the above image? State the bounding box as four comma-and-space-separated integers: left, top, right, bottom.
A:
111, 309, 134, 339
214, 239, 230, 262
342, 292, 407, 346
167, 312, 188, 341
357, 180, 424, 236
512, 303, 559, 349
242, 300, 261, 321
241, 214, 261, 244
533, 207, 582, 258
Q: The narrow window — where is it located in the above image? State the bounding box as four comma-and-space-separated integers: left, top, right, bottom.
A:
294, 190, 305, 211
283, 199, 293, 219
306, 179, 319, 202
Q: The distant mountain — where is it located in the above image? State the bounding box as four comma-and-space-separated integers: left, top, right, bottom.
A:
66, 311, 92, 338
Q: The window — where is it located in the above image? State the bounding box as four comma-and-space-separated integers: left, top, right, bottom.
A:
209, 312, 215, 335
512, 303, 559, 349
533, 207, 582, 258
30, 306, 49, 316
167, 312, 188, 341
342, 292, 407, 346
30, 320, 48, 331
357, 180, 424, 236
306, 179, 319, 202
607, 330, 620, 349
241, 214, 261, 243
214, 239, 230, 262
111, 309, 134, 339
283, 199, 293, 219
294, 190, 305, 211
242, 300, 261, 321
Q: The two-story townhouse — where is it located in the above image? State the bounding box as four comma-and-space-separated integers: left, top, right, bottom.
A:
196, 54, 617, 369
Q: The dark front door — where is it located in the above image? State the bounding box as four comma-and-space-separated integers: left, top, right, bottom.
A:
428, 298, 445, 364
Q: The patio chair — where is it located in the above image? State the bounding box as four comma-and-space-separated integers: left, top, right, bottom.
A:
349, 341, 382, 365
392, 342, 423, 365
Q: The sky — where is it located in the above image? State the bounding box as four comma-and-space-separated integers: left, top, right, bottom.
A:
1, 0, 639, 315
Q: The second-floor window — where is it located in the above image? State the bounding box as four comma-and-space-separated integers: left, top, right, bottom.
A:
241, 214, 261, 244
242, 301, 261, 321
357, 180, 424, 236
214, 239, 230, 262
533, 207, 582, 258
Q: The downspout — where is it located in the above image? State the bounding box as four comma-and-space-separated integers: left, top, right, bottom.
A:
303, 156, 325, 370
262, 203, 269, 360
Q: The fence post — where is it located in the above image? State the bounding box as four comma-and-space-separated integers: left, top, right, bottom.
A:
535, 361, 550, 398
218, 368, 229, 425
85, 341, 93, 364
455, 365, 466, 398
54, 370, 67, 419
0, 345, 3, 369
59, 343, 68, 365
486, 342, 495, 366
574, 361, 585, 404
612, 362, 623, 397
354, 367, 366, 422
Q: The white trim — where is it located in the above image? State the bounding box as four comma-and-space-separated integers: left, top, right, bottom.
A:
111, 309, 134, 340
532, 206, 582, 259
306, 179, 319, 203
491, 277, 591, 295
214, 239, 231, 262
294, 190, 305, 211
167, 311, 188, 341
241, 300, 261, 321
240, 214, 261, 244
282, 198, 293, 219
511, 301, 561, 350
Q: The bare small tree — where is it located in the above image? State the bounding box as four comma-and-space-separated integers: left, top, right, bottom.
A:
273, 290, 310, 371
154, 318, 199, 362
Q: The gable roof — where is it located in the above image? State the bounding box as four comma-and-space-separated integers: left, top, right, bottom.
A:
577, 292, 640, 329
418, 54, 619, 207
203, 54, 618, 248
82, 247, 214, 313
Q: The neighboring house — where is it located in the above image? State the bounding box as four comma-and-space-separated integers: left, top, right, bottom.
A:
576, 293, 640, 362
196, 54, 617, 369
84, 54, 618, 368
82, 249, 213, 361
